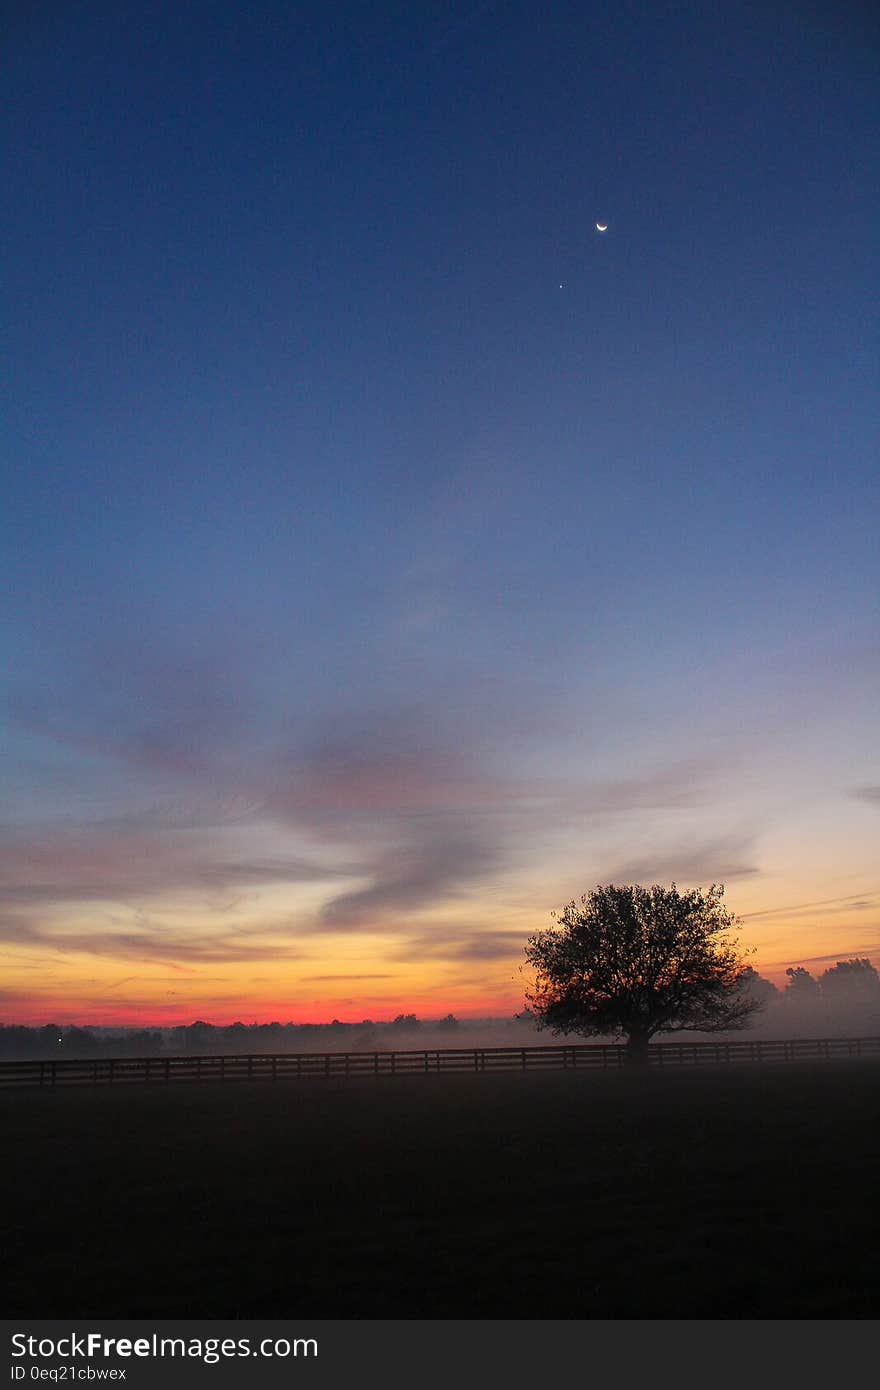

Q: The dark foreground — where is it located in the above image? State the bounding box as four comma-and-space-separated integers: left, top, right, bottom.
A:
3, 1061, 878, 1318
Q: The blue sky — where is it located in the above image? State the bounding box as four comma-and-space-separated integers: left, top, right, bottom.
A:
3, 1, 878, 1022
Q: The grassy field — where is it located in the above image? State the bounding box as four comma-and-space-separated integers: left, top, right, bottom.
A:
3, 1060, 878, 1318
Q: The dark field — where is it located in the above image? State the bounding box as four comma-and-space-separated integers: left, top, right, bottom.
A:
4, 1061, 878, 1318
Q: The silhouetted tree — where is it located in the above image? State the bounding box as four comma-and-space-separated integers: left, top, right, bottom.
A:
524, 883, 761, 1065
819, 958, 880, 1000
119, 1030, 165, 1056
784, 966, 820, 998
60, 1027, 99, 1055
175, 1021, 216, 1052
512, 1008, 536, 1027
737, 966, 779, 1007
223, 1022, 249, 1051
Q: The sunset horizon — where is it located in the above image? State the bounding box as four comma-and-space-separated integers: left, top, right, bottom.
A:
4, 0, 879, 1337
3, 877, 878, 1029
4, 2, 877, 1040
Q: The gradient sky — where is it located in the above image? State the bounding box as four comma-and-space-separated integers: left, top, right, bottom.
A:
4, 0, 878, 1025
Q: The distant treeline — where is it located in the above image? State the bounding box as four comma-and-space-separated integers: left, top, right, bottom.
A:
740, 959, 880, 1008
3, 960, 878, 1060
0, 1011, 474, 1060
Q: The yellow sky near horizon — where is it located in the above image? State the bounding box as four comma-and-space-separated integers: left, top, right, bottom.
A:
4, 864, 877, 1027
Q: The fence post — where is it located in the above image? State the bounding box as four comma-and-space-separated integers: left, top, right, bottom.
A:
272, 1055, 277, 1082
109, 1059, 115, 1086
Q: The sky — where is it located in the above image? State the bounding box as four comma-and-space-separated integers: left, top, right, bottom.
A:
3, 0, 878, 1025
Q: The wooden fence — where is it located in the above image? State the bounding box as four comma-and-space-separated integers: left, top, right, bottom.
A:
0, 1035, 878, 1089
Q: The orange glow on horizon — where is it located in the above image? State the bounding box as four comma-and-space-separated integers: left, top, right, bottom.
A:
3, 870, 877, 1029
0, 993, 524, 1030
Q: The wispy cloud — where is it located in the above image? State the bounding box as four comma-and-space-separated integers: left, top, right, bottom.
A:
570, 758, 720, 815
5, 915, 309, 965
390, 929, 527, 963
742, 890, 880, 921
320, 826, 501, 928
299, 973, 396, 982
606, 834, 760, 886
7, 635, 253, 777
264, 713, 510, 820
2, 654, 769, 972
851, 785, 880, 806
0, 818, 355, 907
763, 945, 880, 971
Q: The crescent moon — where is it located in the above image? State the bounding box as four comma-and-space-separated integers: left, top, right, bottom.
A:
596, 222, 608, 232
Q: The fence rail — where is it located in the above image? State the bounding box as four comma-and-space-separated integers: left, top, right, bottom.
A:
0, 1036, 878, 1090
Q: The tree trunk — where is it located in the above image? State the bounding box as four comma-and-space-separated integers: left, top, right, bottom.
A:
625, 1032, 651, 1067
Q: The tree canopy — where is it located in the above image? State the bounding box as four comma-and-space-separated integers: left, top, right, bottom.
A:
524, 882, 761, 1063
819, 958, 880, 998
